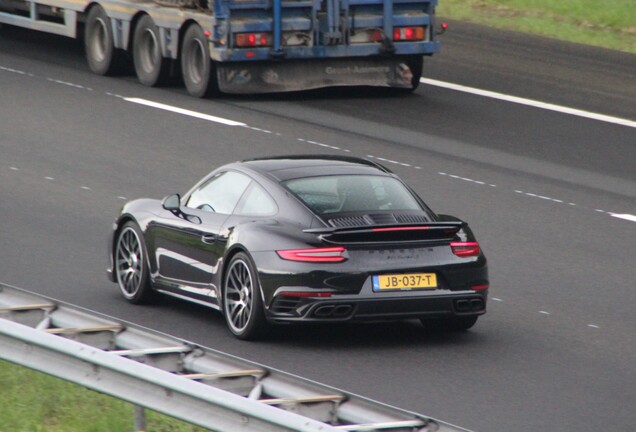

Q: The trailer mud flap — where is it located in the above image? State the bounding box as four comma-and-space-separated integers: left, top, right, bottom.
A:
216, 58, 414, 94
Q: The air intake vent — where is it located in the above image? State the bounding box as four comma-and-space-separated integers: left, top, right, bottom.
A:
367, 213, 398, 224
328, 216, 370, 228
395, 214, 430, 224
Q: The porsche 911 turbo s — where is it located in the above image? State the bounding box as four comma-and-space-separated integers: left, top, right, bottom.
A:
107, 155, 488, 339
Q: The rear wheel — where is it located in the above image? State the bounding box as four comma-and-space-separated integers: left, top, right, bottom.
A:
223, 252, 268, 340
395, 55, 423, 94
115, 222, 155, 304
181, 24, 219, 98
133, 15, 171, 86
84, 5, 125, 75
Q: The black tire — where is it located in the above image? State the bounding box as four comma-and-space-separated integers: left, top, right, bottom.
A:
395, 55, 423, 94
84, 5, 125, 75
114, 221, 155, 304
222, 252, 268, 340
181, 24, 219, 98
132, 15, 171, 86
421, 315, 478, 332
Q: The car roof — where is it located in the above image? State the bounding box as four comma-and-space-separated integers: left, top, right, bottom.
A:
240, 155, 393, 182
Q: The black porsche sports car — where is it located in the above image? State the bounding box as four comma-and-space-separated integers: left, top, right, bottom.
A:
107, 155, 488, 339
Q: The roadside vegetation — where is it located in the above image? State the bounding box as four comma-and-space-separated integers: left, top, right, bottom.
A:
438, 0, 636, 54
0, 360, 205, 432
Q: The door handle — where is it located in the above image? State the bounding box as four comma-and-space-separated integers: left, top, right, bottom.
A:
201, 235, 217, 244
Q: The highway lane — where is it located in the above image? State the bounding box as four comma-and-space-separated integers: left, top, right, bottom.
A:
2, 23, 636, 431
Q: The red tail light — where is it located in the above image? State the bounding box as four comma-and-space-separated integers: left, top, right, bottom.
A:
393, 26, 425, 41
235, 33, 272, 47
277, 247, 347, 263
450, 242, 481, 257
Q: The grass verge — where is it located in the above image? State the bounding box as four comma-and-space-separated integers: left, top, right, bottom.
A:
438, 0, 636, 54
0, 360, 206, 432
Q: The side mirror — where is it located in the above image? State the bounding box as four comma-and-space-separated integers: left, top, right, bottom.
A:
162, 194, 181, 211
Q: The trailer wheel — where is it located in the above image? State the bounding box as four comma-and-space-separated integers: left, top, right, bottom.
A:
133, 15, 170, 86
181, 24, 219, 98
85, 5, 124, 75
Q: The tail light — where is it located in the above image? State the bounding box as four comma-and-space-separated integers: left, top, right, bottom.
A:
450, 242, 481, 257
393, 27, 425, 41
277, 247, 347, 263
235, 33, 272, 47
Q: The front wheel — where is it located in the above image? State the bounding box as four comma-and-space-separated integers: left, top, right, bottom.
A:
181, 24, 219, 98
114, 222, 155, 304
223, 252, 268, 340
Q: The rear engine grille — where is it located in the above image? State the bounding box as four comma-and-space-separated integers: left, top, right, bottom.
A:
328, 216, 370, 228
395, 214, 430, 224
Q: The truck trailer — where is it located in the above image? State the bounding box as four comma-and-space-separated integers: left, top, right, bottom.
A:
0, 0, 441, 96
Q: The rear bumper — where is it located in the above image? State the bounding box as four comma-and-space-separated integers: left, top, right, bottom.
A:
217, 57, 420, 94
266, 291, 487, 324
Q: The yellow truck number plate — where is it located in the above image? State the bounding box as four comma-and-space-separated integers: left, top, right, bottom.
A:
372, 273, 437, 291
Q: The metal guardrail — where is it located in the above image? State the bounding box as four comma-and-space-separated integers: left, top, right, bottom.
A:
0, 283, 470, 432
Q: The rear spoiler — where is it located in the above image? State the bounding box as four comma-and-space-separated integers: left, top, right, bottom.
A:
304, 222, 465, 245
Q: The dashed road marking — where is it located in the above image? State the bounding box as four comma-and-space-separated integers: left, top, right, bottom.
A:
47, 78, 92, 91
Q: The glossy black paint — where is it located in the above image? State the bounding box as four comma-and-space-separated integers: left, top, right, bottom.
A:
107, 155, 488, 327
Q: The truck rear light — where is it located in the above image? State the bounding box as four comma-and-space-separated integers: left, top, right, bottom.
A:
277, 247, 347, 263
235, 33, 272, 47
393, 26, 425, 41
450, 242, 481, 257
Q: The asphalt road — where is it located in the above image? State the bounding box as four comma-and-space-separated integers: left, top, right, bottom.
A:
1, 21, 635, 431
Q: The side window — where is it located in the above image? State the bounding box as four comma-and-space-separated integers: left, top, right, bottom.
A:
235, 183, 278, 216
186, 171, 251, 214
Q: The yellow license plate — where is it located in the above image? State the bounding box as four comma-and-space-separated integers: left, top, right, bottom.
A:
372, 273, 437, 291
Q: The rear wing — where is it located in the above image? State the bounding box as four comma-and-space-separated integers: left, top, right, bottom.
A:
304, 222, 465, 245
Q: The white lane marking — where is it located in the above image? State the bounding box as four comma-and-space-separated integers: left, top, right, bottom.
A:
539, 311, 551, 315
10, 167, 19, 171
515, 190, 567, 204
492, 298, 503, 302
47, 78, 92, 91
421, 78, 636, 129
610, 213, 636, 223
588, 324, 600, 329
0, 66, 31, 76
118, 196, 127, 200
366, 154, 411, 167
124, 98, 245, 126
439, 172, 489, 186
81, 186, 91, 191
298, 138, 348, 152
45, 176, 54, 181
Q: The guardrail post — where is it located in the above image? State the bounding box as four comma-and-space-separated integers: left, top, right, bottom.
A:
134, 405, 147, 432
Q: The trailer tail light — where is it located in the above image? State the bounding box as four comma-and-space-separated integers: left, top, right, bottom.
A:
450, 242, 481, 258
393, 27, 425, 41
277, 247, 347, 263
235, 33, 272, 47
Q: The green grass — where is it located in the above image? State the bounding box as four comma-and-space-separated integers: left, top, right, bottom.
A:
437, 0, 636, 54
0, 360, 206, 432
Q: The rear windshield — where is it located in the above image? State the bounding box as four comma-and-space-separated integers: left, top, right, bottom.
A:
284, 175, 422, 215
